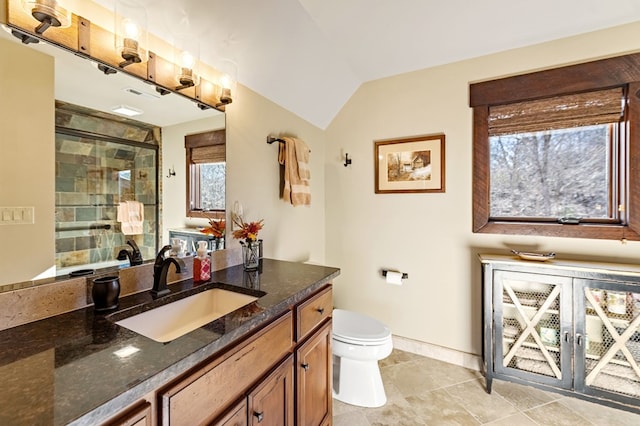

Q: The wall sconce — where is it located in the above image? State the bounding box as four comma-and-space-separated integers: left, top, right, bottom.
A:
114, 0, 148, 68
22, 0, 70, 35
218, 59, 238, 105
174, 36, 200, 91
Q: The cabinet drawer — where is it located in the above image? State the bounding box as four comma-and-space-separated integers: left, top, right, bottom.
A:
296, 286, 332, 342
160, 311, 293, 425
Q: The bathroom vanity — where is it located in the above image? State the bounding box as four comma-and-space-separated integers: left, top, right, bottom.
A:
480, 254, 640, 414
0, 259, 338, 425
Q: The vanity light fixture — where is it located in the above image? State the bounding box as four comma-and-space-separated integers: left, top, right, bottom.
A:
217, 59, 238, 105
21, 0, 71, 35
114, 0, 148, 68
111, 105, 143, 117
5, 0, 235, 111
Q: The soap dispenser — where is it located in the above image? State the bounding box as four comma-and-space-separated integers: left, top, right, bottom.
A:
193, 241, 211, 283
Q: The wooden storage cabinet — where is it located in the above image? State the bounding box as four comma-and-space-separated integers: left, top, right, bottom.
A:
296, 320, 332, 426
481, 255, 640, 413
155, 284, 333, 426
159, 311, 294, 425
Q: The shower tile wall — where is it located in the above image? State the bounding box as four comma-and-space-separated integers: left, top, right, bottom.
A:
54, 104, 160, 271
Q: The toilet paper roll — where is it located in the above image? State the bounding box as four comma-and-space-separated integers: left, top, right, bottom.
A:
386, 271, 403, 285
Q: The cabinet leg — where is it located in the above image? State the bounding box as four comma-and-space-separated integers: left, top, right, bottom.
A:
485, 377, 493, 394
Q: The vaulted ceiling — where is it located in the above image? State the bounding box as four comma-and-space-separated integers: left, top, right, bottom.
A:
141, 0, 640, 129
22, 0, 640, 129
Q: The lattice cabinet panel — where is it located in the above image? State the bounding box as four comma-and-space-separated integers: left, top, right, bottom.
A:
493, 270, 572, 389
577, 282, 640, 400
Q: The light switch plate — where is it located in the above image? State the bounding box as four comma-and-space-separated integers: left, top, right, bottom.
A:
0, 207, 34, 225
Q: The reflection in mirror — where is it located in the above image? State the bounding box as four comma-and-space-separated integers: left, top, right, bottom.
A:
186, 130, 226, 216
54, 102, 159, 275
0, 27, 225, 287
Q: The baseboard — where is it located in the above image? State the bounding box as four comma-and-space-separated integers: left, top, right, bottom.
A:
392, 335, 482, 372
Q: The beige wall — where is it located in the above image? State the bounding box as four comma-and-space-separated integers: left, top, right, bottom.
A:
325, 21, 640, 356
224, 84, 327, 263
0, 37, 55, 286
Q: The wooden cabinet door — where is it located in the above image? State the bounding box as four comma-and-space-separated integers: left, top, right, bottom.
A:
296, 321, 332, 426
247, 355, 294, 426
210, 399, 248, 426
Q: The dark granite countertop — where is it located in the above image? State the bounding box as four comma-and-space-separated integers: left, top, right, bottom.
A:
0, 259, 340, 426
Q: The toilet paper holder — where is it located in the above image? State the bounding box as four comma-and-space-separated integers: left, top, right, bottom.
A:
381, 270, 408, 279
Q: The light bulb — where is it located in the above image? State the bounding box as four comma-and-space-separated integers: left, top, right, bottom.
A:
122, 18, 140, 39
220, 73, 232, 90
180, 51, 195, 69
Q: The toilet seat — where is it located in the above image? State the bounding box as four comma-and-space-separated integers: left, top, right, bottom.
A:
332, 309, 391, 345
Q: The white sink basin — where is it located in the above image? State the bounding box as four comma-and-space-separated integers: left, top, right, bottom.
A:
116, 288, 259, 342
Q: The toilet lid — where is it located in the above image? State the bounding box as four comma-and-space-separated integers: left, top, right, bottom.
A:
332, 309, 391, 343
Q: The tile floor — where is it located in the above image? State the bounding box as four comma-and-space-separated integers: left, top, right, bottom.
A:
332, 349, 640, 425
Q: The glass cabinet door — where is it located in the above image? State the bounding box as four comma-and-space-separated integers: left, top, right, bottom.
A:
493, 270, 573, 389
575, 279, 640, 401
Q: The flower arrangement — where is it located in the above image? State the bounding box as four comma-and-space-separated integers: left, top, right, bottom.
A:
200, 218, 226, 238
232, 217, 264, 242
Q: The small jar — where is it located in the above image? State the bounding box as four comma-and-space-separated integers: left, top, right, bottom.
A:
606, 291, 627, 315
92, 276, 120, 312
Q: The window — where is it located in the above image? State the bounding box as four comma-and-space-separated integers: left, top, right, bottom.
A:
470, 53, 640, 240
185, 129, 226, 217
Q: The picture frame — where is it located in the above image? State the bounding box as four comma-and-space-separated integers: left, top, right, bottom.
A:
374, 134, 445, 194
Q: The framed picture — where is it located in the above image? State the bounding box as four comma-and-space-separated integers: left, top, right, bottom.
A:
374, 134, 445, 193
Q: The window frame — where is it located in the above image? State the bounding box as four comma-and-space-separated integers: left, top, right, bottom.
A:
185, 129, 226, 218
470, 53, 640, 241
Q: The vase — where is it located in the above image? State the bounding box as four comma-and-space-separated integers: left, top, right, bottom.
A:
92, 276, 120, 312
241, 240, 260, 270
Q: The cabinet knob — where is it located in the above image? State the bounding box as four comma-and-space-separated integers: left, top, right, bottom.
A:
301, 363, 310, 371
316, 307, 325, 314
254, 411, 264, 422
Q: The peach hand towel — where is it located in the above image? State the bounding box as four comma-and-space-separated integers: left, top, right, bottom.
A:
117, 200, 144, 235
278, 137, 311, 206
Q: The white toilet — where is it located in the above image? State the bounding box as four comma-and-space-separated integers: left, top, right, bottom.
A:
332, 309, 393, 408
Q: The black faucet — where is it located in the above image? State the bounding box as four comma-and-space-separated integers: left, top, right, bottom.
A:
117, 239, 144, 266
151, 245, 186, 298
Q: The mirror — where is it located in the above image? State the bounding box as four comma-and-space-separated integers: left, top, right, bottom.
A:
0, 28, 226, 287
